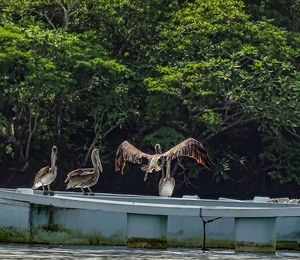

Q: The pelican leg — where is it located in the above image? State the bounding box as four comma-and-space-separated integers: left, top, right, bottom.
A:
42, 184, 48, 195
88, 187, 94, 196
166, 159, 171, 178
48, 184, 54, 196
81, 187, 88, 195
158, 167, 165, 196
161, 167, 165, 179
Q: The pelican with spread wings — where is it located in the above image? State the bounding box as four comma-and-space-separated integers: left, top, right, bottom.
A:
115, 138, 213, 197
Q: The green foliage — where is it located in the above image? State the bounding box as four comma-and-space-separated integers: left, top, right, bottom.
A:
145, 0, 299, 184
143, 127, 185, 150
0, 20, 134, 162
213, 153, 247, 183
199, 109, 223, 133
0, 0, 299, 194
244, 0, 300, 32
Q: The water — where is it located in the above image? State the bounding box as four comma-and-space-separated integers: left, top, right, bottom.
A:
0, 244, 299, 260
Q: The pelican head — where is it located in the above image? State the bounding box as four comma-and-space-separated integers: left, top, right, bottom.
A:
155, 144, 162, 154
92, 148, 103, 173
51, 145, 58, 163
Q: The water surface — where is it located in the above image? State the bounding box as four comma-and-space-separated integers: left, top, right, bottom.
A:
0, 244, 299, 259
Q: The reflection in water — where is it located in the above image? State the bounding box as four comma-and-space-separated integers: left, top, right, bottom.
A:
0, 244, 299, 260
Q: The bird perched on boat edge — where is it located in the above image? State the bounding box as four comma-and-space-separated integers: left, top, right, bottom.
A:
65, 148, 103, 195
32, 145, 58, 196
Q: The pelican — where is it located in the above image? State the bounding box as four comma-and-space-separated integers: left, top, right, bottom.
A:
65, 148, 103, 195
32, 145, 58, 196
142, 143, 174, 197
115, 138, 213, 196
143, 143, 162, 182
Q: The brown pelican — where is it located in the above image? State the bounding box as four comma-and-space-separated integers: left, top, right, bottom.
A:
143, 143, 162, 182
115, 138, 213, 196
65, 148, 103, 195
32, 145, 58, 196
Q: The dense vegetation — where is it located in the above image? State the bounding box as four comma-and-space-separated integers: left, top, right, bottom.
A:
0, 0, 299, 198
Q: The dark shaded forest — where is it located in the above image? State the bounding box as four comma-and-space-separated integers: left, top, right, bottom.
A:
0, 0, 299, 199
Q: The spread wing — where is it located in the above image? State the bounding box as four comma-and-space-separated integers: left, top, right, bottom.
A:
162, 138, 213, 168
115, 141, 153, 174
33, 166, 51, 187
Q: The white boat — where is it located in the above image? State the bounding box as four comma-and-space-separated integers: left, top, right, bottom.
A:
0, 188, 300, 252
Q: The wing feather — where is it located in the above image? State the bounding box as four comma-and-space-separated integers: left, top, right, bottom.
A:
115, 141, 152, 173
65, 168, 95, 189
163, 138, 213, 168
32, 166, 51, 188
65, 168, 94, 183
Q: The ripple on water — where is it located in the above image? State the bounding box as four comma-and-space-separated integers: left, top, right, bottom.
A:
0, 244, 300, 259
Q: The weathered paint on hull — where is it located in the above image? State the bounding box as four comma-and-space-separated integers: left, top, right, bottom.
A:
2, 225, 300, 250
276, 240, 300, 250
1, 190, 300, 251
0, 225, 126, 246
127, 213, 168, 249
168, 237, 235, 249
235, 241, 276, 253
234, 217, 276, 253
29, 204, 126, 245
0, 200, 126, 246
127, 237, 168, 249
0, 226, 31, 244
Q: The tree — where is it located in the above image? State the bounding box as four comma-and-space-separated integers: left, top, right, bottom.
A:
144, 0, 299, 186
0, 23, 133, 169
0, 0, 299, 196
243, 0, 300, 32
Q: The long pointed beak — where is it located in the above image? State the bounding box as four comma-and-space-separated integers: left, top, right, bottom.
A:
144, 173, 148, 182
98, 162, 103, 173
51, 153, 57, 164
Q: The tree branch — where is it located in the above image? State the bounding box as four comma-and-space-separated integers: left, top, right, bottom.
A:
39, 11, 56, 30
176, 158, 199, 189
205, 116, 260, 141
25, 112, 38, 161
284, 126, 300, 139
53, 0, 79, 29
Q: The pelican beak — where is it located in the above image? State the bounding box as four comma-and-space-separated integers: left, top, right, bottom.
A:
51, 151, 57, 163
98, 161, 103, 173
144, 173, 148, 182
